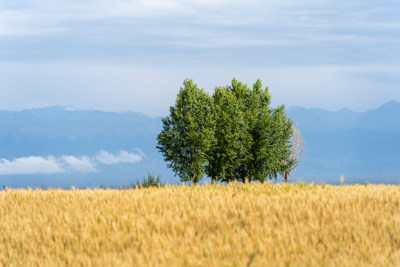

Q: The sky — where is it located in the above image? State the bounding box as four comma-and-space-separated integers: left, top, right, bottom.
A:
1, 0, 400, 116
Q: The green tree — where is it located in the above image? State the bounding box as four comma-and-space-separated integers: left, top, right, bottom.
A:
228, 78, 293, 183
229, 79, 255, 183
158, 78, 293, 184
156, 79, 214, 184
245, 79, 274, 182
205, 86, 244, 183
263, 105, 293, 180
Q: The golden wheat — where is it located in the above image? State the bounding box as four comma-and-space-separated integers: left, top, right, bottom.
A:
1, 183, 400, 266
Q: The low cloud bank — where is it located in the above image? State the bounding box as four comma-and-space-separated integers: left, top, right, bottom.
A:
0, 150, 144, 175
0, 156, 64, 175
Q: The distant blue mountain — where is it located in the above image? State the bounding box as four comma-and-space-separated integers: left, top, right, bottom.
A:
287, 100, 400, 184
1, 102, 400, 188
0, 106, 176, 188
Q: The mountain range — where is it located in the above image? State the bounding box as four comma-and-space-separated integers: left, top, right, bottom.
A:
288, 100, 400, 184
1, 101, 400, 188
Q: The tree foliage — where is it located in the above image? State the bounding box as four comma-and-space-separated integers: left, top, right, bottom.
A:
205, 86, 244, 183
156, 79, 214, 184
157, 78, 295, 184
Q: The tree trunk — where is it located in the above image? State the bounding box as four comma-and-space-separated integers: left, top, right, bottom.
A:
241, 170, 246, 184
284, 172, 288, 183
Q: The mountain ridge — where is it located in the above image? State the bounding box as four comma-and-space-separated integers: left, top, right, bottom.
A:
288, 100, 400, 133
286, 100, 400, 181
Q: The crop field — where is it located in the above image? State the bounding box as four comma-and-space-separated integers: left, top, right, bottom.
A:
1, 183, 400, 266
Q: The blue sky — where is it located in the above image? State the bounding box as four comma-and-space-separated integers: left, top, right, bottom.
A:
1, 0, 400, 116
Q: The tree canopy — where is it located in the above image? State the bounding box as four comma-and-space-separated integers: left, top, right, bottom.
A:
157, 78, 294, 184
156, 79, 214, 184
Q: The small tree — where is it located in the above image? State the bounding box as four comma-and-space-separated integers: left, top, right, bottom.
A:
156, 79, 214, 184
282, 126, 304, 183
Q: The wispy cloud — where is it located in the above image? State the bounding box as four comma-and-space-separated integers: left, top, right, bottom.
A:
0, 0, 399, 115
0, 149, 144, 175
1, 0, 398, 45
0, 0, 398, 63
96, 150, 142, 165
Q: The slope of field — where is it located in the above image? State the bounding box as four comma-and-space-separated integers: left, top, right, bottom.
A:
1, 184, 400, 266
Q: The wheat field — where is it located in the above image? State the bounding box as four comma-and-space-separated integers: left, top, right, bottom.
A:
1, 183, 400, 266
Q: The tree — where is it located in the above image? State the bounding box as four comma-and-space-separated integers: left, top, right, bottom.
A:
157, 78, 294, 184
228, 78, 293, 183
282, 126, 304, 183
266, 105, 294, 180
156, 79, 214, 184
245, 79, 276, 182
205, 86, 244, 183
229, 79, 255, 183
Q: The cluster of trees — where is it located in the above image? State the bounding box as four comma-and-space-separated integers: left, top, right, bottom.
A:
157, 79, 303, 184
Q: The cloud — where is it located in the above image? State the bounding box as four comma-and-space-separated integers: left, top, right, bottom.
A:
0, 0, 399, 117
0, 156, 64, 175
96, 150, 142, 165
0, 149, 144, 175
1, 0, 397, 43
0, 0, 398, 59
61, 155, 98, 173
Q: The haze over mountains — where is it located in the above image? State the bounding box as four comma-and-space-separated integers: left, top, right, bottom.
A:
1, 101, 400, 188
0, 107, 172, 188
288, 100, 400, 184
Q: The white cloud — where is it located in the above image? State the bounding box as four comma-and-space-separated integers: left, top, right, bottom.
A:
0, 0, 399, 116
62, 155, 98, 173
1, 0, 397, 39
0, 149, 143, 175
135, 148, 146, 158
0, 0, 397, 54
96, 150, 143, 165
0, 156, 64, 175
